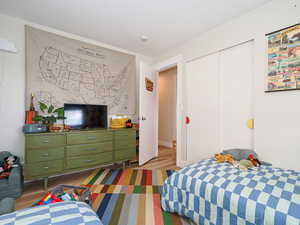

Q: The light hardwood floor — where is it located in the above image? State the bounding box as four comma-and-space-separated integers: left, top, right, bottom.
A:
15, 146, 177, 210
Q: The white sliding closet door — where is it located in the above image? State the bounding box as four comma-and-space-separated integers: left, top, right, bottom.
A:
220, 41, 254, 150
186, 53, 220, 163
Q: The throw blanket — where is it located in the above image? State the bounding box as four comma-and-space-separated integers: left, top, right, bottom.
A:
0, 201, 102, 225
161, 158, 300, 225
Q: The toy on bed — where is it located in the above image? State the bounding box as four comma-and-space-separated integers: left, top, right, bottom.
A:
214, 154, 235, 164
214, 153, 261, 171
0, 155, 19, 179
38, 192, 62, 205
248, 153, 261, 166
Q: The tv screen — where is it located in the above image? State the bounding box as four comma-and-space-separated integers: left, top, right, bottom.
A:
64, 104, 107, 129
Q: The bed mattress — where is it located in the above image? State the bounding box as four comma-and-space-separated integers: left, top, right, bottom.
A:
0, 201, 102, 225
161, 158, 300, 225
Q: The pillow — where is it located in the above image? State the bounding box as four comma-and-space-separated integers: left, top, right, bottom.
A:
222, 149, 258, 161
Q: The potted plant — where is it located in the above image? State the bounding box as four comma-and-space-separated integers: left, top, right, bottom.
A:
33, 102, 66, 132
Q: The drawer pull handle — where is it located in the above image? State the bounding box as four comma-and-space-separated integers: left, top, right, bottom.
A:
43, 140, 49, 143
41, 154, 49, 157
44, 167, 49, 169
87, 136, 97, 140
85, 160, 95, 163
85, 148, 97, 151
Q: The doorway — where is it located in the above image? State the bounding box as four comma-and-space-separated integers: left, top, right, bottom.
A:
158, 66, 177, 161
138, 56, 184, 167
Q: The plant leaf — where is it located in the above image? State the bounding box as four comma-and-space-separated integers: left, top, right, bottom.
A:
54, 107, 65, 117
57, 116, 66, 120
39, 102, 48, 113
32, 115, 44, 121
48, 105, 54, 113
44, 116, 56, 124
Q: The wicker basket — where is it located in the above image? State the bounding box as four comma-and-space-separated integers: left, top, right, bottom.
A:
51, 184, 92, 206
111, 117, 128, 129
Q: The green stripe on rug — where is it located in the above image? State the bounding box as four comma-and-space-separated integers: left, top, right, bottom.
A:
162, 209, 174, 225
88, 169, 105, 185
109, 194, 126, 225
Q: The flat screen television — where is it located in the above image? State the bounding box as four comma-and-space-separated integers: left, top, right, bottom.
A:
64, 104, 108, 129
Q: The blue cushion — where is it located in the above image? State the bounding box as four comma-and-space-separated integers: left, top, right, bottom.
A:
0, 198, 15, 215
222, 149, 258, 161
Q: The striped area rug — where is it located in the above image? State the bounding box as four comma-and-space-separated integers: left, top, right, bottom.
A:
81, 168, 193, 225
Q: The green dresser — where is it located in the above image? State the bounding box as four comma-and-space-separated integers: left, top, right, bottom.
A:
25, 129, 136, 188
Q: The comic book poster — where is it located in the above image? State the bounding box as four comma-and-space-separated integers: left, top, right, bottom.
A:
267, 24, 300, 92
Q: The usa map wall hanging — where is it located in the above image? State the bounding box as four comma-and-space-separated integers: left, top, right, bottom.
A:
266, 23, 300, 92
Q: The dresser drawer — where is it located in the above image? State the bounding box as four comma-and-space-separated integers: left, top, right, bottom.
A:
114, 129, 136, 139
115, 149, 136, 161
26, 134, 65, 149
25, 160, 63, 178
26, 147, 65, 163
115, 138, 136, 150
67, 132, 112, 145
66, 152, 113, 169
66, 142, 112, 157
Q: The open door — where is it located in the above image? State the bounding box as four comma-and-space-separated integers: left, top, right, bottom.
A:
139, 61, 158, 165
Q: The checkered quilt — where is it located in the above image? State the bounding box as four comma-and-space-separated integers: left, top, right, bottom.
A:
0, 201, 102, 225
161, 158, 300, 225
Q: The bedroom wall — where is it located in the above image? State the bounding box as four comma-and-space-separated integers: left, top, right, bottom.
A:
155, 0, 300, 171
0, 13, 151, 160
159, 67, 177, 148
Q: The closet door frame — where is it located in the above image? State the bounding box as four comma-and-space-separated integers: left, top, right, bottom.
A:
185, 40, 255, 163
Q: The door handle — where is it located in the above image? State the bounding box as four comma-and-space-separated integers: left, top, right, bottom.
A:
185, 116, 190, 124
247, 119, 254, 129
87, 136, 97, 140
141, 117, 146, 121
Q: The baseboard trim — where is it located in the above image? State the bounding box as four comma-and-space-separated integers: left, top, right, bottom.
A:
158, 140, 173, 148
177, 160, 192, 168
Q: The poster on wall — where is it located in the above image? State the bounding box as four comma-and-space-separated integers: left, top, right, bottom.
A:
266, 23, 300, 92
26, 26, 136, 114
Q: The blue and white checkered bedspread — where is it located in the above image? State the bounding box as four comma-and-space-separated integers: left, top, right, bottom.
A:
0, 201, 102, 225
161, 158, 300, 225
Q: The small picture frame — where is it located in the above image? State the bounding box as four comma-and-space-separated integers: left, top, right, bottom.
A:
145, 77, 154, 92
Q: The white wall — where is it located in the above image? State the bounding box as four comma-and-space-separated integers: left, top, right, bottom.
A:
156, 0, 300, 171
0, 13, 152, 161
159, 67, 177, 147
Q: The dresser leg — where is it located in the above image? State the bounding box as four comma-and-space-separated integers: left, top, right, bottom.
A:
44, 177, 48, 191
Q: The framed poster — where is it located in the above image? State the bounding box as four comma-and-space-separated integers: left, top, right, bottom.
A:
266, 23, 300, 92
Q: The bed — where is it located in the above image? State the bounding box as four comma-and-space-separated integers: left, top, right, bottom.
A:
0, 201, 102, 225
161, 158, 300, 225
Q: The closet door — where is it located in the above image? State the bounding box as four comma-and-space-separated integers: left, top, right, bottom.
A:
219, 41, 254, 150
186, 53, 220, 163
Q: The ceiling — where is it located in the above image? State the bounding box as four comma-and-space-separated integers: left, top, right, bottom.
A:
0, 0, 272, 57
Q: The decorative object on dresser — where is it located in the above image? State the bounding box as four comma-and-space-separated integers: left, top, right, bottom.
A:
24, 128, 136, 189
110, 115, 129, 129
32, 101, 65, 131
25, 93, 38, 124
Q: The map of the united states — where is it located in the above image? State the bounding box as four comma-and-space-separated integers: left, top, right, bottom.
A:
37, 46, 129, 113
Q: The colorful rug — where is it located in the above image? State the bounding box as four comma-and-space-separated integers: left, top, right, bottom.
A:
81, 168, 193, 225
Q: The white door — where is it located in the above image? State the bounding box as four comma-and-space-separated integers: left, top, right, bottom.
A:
139, 61, 158, 165
186, 52, 220, 163
220, 41, 254, 149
